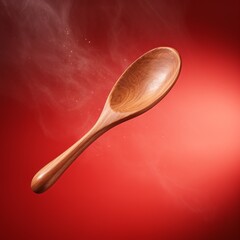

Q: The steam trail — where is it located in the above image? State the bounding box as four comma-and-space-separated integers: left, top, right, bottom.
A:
0, 0, 116, 137
1, 0, 110, 108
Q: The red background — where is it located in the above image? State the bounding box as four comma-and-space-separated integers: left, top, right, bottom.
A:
1, 0, 240, 239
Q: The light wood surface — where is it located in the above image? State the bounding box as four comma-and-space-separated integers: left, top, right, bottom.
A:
31, 47, 181, 193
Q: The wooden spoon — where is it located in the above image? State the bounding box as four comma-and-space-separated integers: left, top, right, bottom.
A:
31, 47, 181, 193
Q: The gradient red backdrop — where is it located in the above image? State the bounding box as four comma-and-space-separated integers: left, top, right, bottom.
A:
1, 0, 240, 239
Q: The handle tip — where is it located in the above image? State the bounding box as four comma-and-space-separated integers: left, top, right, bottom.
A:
31, 173, 50, 194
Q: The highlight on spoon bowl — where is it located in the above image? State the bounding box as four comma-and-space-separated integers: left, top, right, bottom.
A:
31, 47, 181, 194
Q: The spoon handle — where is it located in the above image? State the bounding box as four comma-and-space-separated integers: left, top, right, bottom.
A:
31, 125, 107, 193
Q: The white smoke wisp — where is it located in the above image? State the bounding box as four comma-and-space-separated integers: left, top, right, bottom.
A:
1, 0, 111, 106
0, 0, 116, 138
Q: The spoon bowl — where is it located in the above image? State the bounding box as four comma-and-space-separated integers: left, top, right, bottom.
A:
31, 47, 181, 193
110, 47, 180, 114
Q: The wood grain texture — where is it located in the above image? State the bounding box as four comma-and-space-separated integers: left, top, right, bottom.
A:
31, 47, 181, 193
110, 48, 180, 113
